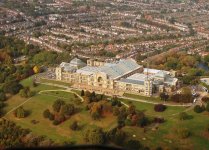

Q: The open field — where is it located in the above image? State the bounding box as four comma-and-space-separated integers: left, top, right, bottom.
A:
123, 93, 161, 102
39, 78, 72, 87
120, 98, 187, 118
20, 77, 65, 91
2, 77, 209, 148
3, 78, 117, 143
123, 110, 209, 149
121, 99, 209, 149
5, 93, 117, 143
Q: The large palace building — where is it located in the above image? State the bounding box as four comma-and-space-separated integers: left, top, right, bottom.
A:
55, 58, 178, 96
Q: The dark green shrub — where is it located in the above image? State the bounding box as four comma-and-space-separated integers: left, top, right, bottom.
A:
194, 105, 205, 113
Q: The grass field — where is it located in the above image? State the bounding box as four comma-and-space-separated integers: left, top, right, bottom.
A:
4, 78, 117, 143
39, 78, 72, 87
20, 77, 65, 91
120, 98, 187, 118
123, 93, 161, 101
5, 93, 116, 143
3, 77, 209, 148
120, 99, 209, 149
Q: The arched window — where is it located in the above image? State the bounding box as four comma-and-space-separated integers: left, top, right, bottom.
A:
98, 77, 103, 82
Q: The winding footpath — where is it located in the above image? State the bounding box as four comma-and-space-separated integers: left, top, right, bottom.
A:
3, 80, 199, 118
118, 96, 193, 107
38, 89, 84, 102
38, 81, 193, 107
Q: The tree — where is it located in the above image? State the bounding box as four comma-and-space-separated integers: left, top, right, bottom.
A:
179, 112, 189, 120
137, 115, 148, 127
194, 105, 205, 113
117, 106, 128, 127
165, 57, 178, 69
202, 97, 209, 103
154, 104, 166, 112
125, 140, 141, 150
53, 120, 60, 126
32, 51, 57, 65
113, 107, 120, 116
52, 99, 65, 112
91, 111, 101, 120
81, 90, 85, 96
14, 107, 26, 118
19, 87, 33, 98
60, 104, 75, 116
0, 92, 6, 101
70, 121, 79, 131
84, 127, 105, 144
19, 89, 28, 98
204, 55, 209, 64
106, 128, 126, 145
128, 104, 136, 114
181, 56, 197, 68
43, 109, 51, 118
48, 113, 55, 121
177, 128, 190, 139
32, 80, 38, 87
56, 114, 65, 123
159, 93, 169, 101
0, 101, 5, 109
3, 81, 23, 95
206, 102, 209, 112
85, 91, 91, 97
33, 66, 40, 74
206, 124, 209, 133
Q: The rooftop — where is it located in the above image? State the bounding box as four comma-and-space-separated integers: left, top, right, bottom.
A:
60, 58, 86, 72
118, 78, 144, 85
77, 58, 142, 79
143, 68, 170, 75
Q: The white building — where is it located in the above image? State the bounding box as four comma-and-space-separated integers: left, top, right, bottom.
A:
55, 58, 178, 96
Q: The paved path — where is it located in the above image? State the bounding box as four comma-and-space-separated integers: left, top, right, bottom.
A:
4, 97, 34, 116
118, 96, 192, 107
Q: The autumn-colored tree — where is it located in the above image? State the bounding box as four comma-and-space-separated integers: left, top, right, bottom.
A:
14, 107, 26, 118
33, 66, 40, 74
84, 127, 105, 144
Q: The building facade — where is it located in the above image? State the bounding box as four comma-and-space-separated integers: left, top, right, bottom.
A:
55, 58, 178, 96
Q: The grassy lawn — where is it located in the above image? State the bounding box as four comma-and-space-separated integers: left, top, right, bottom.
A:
121, 98, 209, 149
5, 94, 75, 143
5, 92, 116, 143
39, 78, 72, 87
3, 77, 209, 148
4, 87, 117, 143
123, 93, 189, 105
41, 91, 78, 100
3, 78, 64, 114
71, 89, 81, 95
20, 76, 65, 91
120, 98, 186, 118
123, 93, 161, 101
123, 111, 209, 149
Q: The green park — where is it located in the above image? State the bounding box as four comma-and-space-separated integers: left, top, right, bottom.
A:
1, 76, 209, 149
